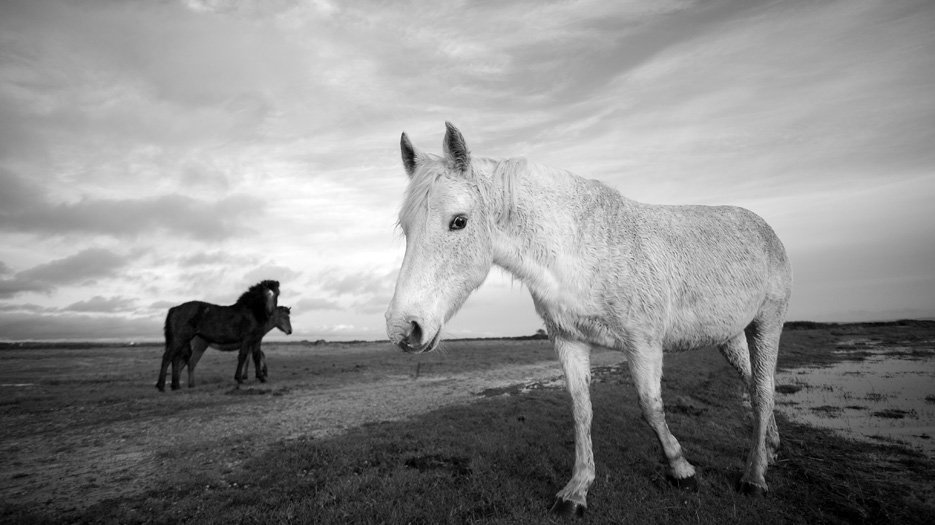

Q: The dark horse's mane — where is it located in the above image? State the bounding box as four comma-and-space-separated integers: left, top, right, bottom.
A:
234, 280, 280, 325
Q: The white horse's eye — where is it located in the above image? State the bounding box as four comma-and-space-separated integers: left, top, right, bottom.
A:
449, 215, 468, 231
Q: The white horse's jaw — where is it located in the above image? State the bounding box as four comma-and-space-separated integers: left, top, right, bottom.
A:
399, 329, 441, 354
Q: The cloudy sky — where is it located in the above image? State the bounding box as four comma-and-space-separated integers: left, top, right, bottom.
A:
1, 0, 933, 342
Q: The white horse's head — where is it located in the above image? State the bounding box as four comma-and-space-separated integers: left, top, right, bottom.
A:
385, 122, 494, 353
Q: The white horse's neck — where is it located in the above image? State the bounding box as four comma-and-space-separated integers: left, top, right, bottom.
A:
482, 158, 612, 304
492, 230, 566, 304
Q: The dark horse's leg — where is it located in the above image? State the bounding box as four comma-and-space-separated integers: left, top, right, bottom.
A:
158, 344, 186, 391
170, 353, 183, 390
235, 343, 251, 384
253, 348, 266, 382
240, 352, 251, 381
158, 327, 188, 391
187, 337, 209, 388
156, 351, 172, 392
158, 303, 201, 392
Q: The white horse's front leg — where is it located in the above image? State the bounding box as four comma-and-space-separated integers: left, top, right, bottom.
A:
551, 338, 594, 517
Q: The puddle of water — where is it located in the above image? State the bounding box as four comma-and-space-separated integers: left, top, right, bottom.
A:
775, 340, 935, 456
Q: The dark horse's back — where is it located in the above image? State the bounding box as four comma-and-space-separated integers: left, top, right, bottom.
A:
164, 301, 258, 347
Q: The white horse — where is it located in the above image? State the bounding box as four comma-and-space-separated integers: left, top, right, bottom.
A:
385, 122, 792, 516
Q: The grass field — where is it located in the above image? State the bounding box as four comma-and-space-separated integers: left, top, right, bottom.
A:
2, 323, 934, 523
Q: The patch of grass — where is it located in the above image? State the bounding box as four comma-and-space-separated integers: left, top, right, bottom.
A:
776, 384, 804, 394
872, 408, 917, 420
224, 386, 274, 396
477, 384, 528, 397
811, 405, 844, 418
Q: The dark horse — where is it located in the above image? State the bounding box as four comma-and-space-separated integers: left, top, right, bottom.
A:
156, 280, 280, 391
180, 305, 293, 388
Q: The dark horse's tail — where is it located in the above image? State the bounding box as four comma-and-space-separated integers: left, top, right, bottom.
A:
156, 306, 178, 391
164, 307, 175, 353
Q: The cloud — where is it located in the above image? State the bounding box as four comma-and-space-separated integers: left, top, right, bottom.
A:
352, 295, 391, 316
0, 168, 45, 213
18, 248, 127, 283
149, 300, 179, 311
0, 302, 57, 314
314, 268, 397, 315
180, 0, 300, 16
64, 295, 136, 313
0, 311, 161, 342
177, 251, 240, 267
2, 161, 266, 243
318, 269, 395, 297
299, 322, 383, 340
241, 264, 302, 288
0, 189, 264, 241
293, 296, 341, 312
0, 248, 130, 298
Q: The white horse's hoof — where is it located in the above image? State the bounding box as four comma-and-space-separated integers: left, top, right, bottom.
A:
550, 497, 586, 517
767, 443, 782, 464
738, 480, 768, 497
667, 473, 698, 492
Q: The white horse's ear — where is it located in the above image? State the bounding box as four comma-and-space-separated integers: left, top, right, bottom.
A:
443, 121, 470, 173
401, 132, 418, 178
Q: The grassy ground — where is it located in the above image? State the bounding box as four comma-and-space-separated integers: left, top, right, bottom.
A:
2, 323, 934, 523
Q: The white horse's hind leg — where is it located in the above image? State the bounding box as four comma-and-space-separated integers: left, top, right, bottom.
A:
551, 338, 594, 516
718, 333, 780, 462
739, 317, 783, 495
627, 343, 697, 486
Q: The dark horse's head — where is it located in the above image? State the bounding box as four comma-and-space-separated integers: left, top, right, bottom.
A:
273, 305, 293, 335
235, 280, 280, 324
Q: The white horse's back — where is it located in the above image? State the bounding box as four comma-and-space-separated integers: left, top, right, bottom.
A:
497, 165, 791, 352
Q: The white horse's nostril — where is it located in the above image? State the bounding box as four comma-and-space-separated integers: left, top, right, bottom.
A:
406, 320, 423, 346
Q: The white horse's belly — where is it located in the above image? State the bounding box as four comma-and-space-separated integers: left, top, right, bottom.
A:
533, 276, 763, 351
661, 291, 763, 351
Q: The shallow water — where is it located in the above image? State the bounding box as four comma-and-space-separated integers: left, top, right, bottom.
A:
774, 338, 935, 456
